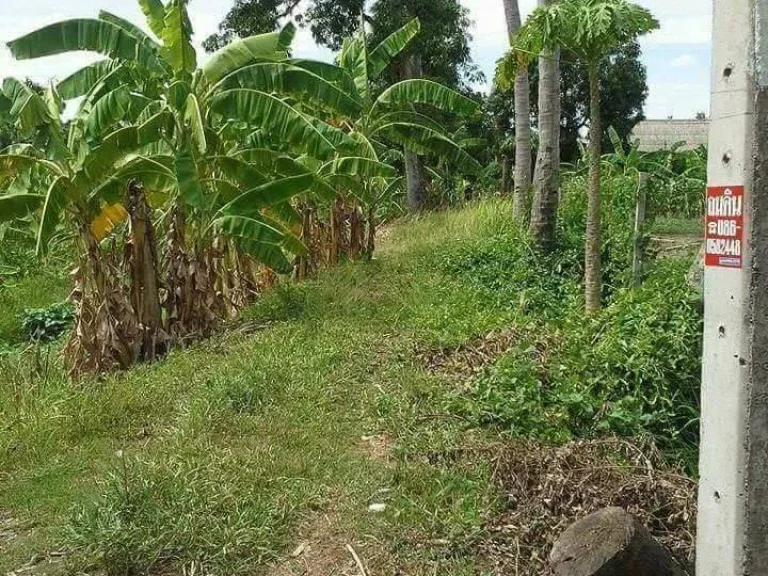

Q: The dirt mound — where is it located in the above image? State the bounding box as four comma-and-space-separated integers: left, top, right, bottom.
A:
478, 439, 696, 575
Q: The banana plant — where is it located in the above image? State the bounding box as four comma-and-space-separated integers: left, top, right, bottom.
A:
1, 0, 382, 372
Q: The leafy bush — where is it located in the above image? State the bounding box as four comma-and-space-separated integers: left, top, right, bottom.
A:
21, 302, 74, 342
439, 209, 702, 468
558, 172, 642, 295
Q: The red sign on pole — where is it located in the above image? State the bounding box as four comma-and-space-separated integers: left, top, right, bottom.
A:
706, 186, 745, 268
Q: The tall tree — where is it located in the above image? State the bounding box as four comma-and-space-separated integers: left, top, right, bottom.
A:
518, 0, 658, 313
502, 0, 532, 219
529, 0, 561, 250
206, 0, 478, 210
369, 0, 475, 209
530, 42, 648, 164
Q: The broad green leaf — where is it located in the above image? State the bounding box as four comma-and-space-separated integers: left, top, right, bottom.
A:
161, 0, 197, 74
210, 89, 336, 160
211, 156, 268, 190
0, 193, 44, 224
320, 157, 397, 179
99, 10, 158, 44
36, 176, 69, 256
0, 154, 66, 181
259, 212, 307, 255
98, 10, 165, 60
58, 60, 122, 100
268, 201, 302, 227
374, 79, 479, 116
85, 85, 131, 139
231, 149, 336, 200
371, 110, 445, 135
84, 125, 160, 181
174, 142, 204, 208
374, 121, 482, 175
369, 18, 420, 80
203, 178, 242, 206
139, 0, 167, 38
236, 239, 292, 274
216, 215, 284, 245
325, 173, 368, 202
339, 36, 369, 100
2, 78, 52, 138
305, 116, 360, 156
202, 31, 284, 86
184, 93, 207, 154
278, 22, 296, 50
7, 19, 166, 74
137, 109, 173, 144
220, 174, 314, 217
214, 62, 363, 117
168, 80, 191, 110
288, 59, 360, 100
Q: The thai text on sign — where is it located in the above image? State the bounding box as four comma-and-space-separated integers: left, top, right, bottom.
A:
706, 186, 744, 268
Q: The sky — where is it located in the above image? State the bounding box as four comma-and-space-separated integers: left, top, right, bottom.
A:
0, 0, 713, 120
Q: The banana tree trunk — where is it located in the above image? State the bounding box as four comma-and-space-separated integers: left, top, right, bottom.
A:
64, 221, 137, 375
349, 200, 364, 259
297, 201, 312, 281
585, 62, 603, 314
503, 0, 532, 219
530, 0, 561, 251
403, 53, 426, 210
126, 180, 164, 362
366, 204, 376, 260
329, 196, 344, 264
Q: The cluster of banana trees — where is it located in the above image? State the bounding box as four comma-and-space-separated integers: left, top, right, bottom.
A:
0, 0, 479, 375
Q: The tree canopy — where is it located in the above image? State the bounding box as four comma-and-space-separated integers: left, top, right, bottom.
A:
205, 0, 478, 88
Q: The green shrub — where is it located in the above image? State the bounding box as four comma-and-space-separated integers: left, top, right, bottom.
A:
21, 302, 74, 343
439, 216, 702, 468
558, 173, 642, 295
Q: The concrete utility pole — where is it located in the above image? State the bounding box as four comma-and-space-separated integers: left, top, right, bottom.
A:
697, 0, 768, 574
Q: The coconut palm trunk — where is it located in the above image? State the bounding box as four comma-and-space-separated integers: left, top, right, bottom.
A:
403, 53, 427, 210
502, 0, 532, 219
530, 0, 561, 250
585, 62, 603, 313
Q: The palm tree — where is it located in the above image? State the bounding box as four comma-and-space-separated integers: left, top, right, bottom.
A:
517, 0, 658, 313
502, 0, 532, 221
529, 0, 561, 251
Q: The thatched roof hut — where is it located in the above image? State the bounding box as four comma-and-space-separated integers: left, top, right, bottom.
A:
631, 119, 709, 152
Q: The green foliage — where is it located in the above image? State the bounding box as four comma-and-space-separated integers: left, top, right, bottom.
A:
558, 172, 639, 293
21, 302, 74, 343
205, 0, 479, 88
0, 198, 701, 573
0, 272, 70, 345
516, 0, 659, 64
441, 228, 702, 468
527, 42, 650, 163
67, 450, 306, 575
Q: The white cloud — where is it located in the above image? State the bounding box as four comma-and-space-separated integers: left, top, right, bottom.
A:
0, 0, 713, 122
670, 54, 697, 68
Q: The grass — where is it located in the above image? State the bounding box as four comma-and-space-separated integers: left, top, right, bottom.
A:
650, 216, 704, 237
0, 271, 70, 347
0, 199, 701, 575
